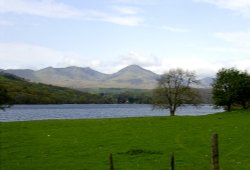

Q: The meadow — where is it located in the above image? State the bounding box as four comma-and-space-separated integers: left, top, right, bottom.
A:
1, 109, 250, 170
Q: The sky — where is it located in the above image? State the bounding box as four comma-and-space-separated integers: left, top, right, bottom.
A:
0, 0, 250, 77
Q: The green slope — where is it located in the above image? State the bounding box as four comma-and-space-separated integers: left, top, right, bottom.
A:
0, 72, 110, 104
1, 110, 249, 170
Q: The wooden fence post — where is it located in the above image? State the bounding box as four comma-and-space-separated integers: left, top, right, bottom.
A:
170, 152, 174, 170
109, 153, 114, 170
211, 133, 219, 170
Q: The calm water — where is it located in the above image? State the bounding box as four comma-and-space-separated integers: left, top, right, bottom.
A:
0, 104, 223, 122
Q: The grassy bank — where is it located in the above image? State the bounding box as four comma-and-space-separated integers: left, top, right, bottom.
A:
1, 110, 250, 170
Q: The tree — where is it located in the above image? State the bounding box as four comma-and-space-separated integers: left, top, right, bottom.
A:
212, 68, 250, 111
236, 71, 250, 109
0, 85, 12, 110
152, 68, 201, 116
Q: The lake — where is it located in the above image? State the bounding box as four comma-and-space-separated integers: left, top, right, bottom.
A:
0, 104, 223, 122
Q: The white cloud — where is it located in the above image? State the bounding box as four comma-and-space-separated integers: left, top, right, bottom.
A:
0, 42, 62, 69
205, 46, 250, 54
232, 58, 250, 71
0, 42, 101, 70
117, 51, 161, 67
0, 0, 82, 19
199, 0, 250, 9
57, 57, 101, 68
0, 0, 143, 26
160, 57, 220, 75
113, 0, 156, 5
160, 26, 189, 33
195, 0, 250, 17
214, 30, 250, 48
90, 60, 101, 67
101, 15, 143, 26
157, 56, 250, 77
111, 6, 141, 15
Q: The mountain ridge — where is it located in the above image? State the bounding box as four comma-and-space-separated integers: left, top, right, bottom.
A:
3, 65, 212, 89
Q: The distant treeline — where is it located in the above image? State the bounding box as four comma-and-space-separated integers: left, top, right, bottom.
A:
0, 72, 213, 105
100, 91, 153, 104
81, 88, 213, 104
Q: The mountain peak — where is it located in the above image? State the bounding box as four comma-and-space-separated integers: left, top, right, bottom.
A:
39, 66, 55, 71
65, 66, 89, 69
122, 64, 143, 70
117, 65, 158, 76
118, 64, 149, 73
106, 64, 159, 87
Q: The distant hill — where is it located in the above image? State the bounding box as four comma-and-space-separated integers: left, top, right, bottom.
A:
4, 69, 36, 80
0, 72, 111, 104
3, 65, 212, 89
102, 65, 159, 89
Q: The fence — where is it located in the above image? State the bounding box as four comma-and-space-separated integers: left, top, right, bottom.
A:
109, 133, 220, 170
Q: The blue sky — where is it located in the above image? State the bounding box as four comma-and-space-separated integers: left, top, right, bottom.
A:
0, 0, 250, 77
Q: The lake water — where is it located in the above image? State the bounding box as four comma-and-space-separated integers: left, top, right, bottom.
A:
0, 104, 223, 122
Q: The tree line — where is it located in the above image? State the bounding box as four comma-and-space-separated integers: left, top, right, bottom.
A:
212, 68, 250, 111
152, 67, 249, 115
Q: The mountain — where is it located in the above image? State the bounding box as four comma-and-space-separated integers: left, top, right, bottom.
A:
103, 65, 159, 89
36, 66, 108, 81
4, 69, 36, 80
3, 65, 212, 89
200, 77, 214, 88
107, 65, 158, 80
32, 66, 109, 88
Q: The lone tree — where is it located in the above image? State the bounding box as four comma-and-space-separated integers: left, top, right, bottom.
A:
152, 68, 201, 116
212, 68, 250, 111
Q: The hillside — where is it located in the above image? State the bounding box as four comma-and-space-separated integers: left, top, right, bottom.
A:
0, 72, 111, 104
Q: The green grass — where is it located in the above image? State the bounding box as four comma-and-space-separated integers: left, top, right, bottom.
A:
1, 110, 250, 170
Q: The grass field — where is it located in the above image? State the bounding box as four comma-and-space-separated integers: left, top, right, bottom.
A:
1, 109, 250, 170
